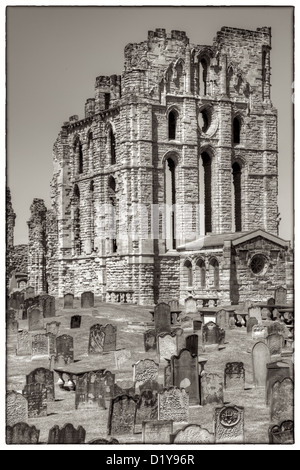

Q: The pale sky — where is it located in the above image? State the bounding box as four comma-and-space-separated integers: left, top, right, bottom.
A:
6, 5, 294, 244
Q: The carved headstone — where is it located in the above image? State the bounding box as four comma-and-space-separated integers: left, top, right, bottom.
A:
201, 372, 224, 406
185, 296, 197, 314
252, 324, 268, 341
266, 361, 291, 405
267, 333, 284, 357
164, 362, 172, 388
261, 308, 271, 320
81, 291, 94, 309
26, 368, 55, 402
31, 334, 48, 358
139, 380, 163, 394
270, 378, 294, 423
39, 294, 56, 318
9, 291, 24, 310
17, 330, 31, 356
48, 424, 86, 444
108, 395, 137, 436
158, 332, 178, 362
102, 324, 117, 352
142, 420, 173, 444
171, 424, 215, 444
134, 390, 158, 433
171, 349, 200, 405
22, 383, 47, 418
267, 321, 285, 336
6, 391, 28, 427
224, 363, 245, 391
22, 297, 39, 320
154, 303, 171, 335
158, 387, 189, 423
247, 317, 258, 334
70, 315, 81, 329
216, 309, 230, 330
202, 322, 225, 348
6, 423, 40, 445
55, 334, 74, 365
144, 329, 157, 352
115, 349, 131, 370
248, 306, 262, 323
64, 293, 74, 309
133, 359, 159, 389
46, 321, 60, 337
185, 334, 199, 356
252, 342, 271, 388
269, 421, 294, 444
75, 371, 107, 410
88, 324, 105, 355
215, 405, 244, 444
275, 286, 287, 306
28, 307, 44, 331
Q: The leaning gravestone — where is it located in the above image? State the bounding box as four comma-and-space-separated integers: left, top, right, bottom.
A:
270, 378, 294, 423
185, 334, 199, 356
39, 294, 56, 318
171, 424, 215, 444
275, 286, 287, 306
56, 335, 74, 364
158, 332, 178, 362
64, 293, 74, 309
133, 359, 159, 389
22, 383, 47, 418
185, 296, 197, 314
28, 307, 44, 331
252, 342, 271, 388
31, 334, 48, 358
70, 315, 81, 329
142, 420, 173, 444
75, 371, 107, 410
266, 361, 291, 405
201, 372, 224, 406
46, 321, 61, 337
171, 349, 200, 405
158, 387, 189, 423
269, 421, 294, 445
144, 329, 157, 352
247, 317, 258, 335
26, 368, 55, 402
224, 363, 245, 391
134, 390, 159, 433
154, 303, 171, 335
267, 333, 284, 357
108, 395, 137, 436
252, 324, 268, 341
6, 391, 28, 427
102, 324, 117, 352
88, 324, 105, 355
215, 405, 245, 444
248, 306, 262, 323
17, 330, 31, 356
81, 291, 94, 309
48, 424, 86, 444
6, 423, 40, 445
216, 310, 230, 330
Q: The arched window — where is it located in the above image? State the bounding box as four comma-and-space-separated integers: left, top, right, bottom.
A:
232, 162, 242, 232
184, 260, 193, 287
196, 259, 206, 288
90, 180, 94, 252
108, 176, 117, 253
199, 58, 208, 96
168, 110, 177, 140
227, 66, 234, 97
233, 117, 241, 145
200, 152, 212, 234
73, 184, 81, 255
74, 138, 83, 174
165, 157, 176, 250
109, 128, 116, 165
210, 258, 219, 289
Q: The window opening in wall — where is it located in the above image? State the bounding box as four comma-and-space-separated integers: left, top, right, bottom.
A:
168, 111, 177, 140
232, 162, 242, 232
233, 117, 241, 145
200, 152, 212, 234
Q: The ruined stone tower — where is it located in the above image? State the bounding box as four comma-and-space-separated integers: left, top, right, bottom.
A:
45, 26, 293, 305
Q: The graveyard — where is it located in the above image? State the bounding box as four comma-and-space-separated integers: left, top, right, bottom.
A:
6, 290, 294, 445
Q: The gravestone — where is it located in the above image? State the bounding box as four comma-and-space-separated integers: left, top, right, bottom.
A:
26, 286, 35, 299
70, 315, 81, 329
154, 303, 171, 335
216, 310, 230, 330
252, 342, 271, 388
142, 420, 173, 444
56, 335, 74, 364
267, 333, 284, 357
158, 387, 189, 423
171, 349, 200, 405
22, 297, 39, 320
215, 405, 245, 444
108, 395, 137, 436
139, 380, 164, 394
39, 294, 56, 318
22, 383, 47, 418
201, 372, 224, 406
164, 362, 172, 388
248, 306, 262, 323
9, 291, 24, 310
17, 330, 31, 356
89, 438, 119, 444
193, 320, 202, 332
171, 424, 215, 444
158, 332, 178, 362
185, 296, 197, 314
6, 423, 40, 445
75, 371, 107, 410
224, 363, 245, 391
31, 334, 48, 358
113, 383, 136, 399
26, 368, 55, 402
134, 390, 158, 433
64, 293, 74, 309
269, 421, 294, 445
133, 359, 159, 389
7, 313, 18, 335
247, 317, 258, 335
262, 308, 271, 320
6, 391, 28, 427
185, 334, 199, 356
266, 361, 291, 405
47, 333, 56, 356
48, 424, 86, 444
275, 286, 287, 305
144, 329, 157, 352
202, 322, 224, 348
102, 324, 117, 352
270, 378, 294, 423
81, 291, 94, 309
88, 324, 105, 355
252, 324, 268, 341
115, 349, 131, 370
46, 321, 60, 337
229, 316, 236, 329
267, 321, 284, 336
28, 307, 44, 331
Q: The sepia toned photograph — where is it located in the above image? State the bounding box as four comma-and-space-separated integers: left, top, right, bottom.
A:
5, 4, 295, 448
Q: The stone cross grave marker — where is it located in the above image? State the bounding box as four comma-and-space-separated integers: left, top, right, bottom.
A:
6, 391, 28, 427
56, 335, 74, 364
142, 420, 173, 445
266, 361, 291, 405
275, 286, 287, 306
75, 371, 107, 410
17, 330, 31, 356
39, 294, 56, 318
224, 362, 245, 391
269, 421, 294, 445
31, 334, 48, 358
133, 359, 159, 389
171, 424, 215, 444
201, 372, 224, 406
270, 378, 294, 423
88, 324, 105, 355
158, 387, 189, 423
22, 383, 47, 419
185, 334, 199, 356
81, 291, 94, 309
70, 315, 81, 329
64, 293, 74, 309
6, 423, 40, 445
216, 309, 230, 330
252, 342, 271, 388
171, 349, 200, 405
28, 306, 44, 332
48, 424, 86, 444
185, 296, 197, 314
158, 332, 178, 362
134, 390, 159, 434
215, 405, 245, 444
108, 395, 137, 436
26, 368, 55, 402
144, 329, 157, 352
154, 302, 171, 335
267, 333, 284, 357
